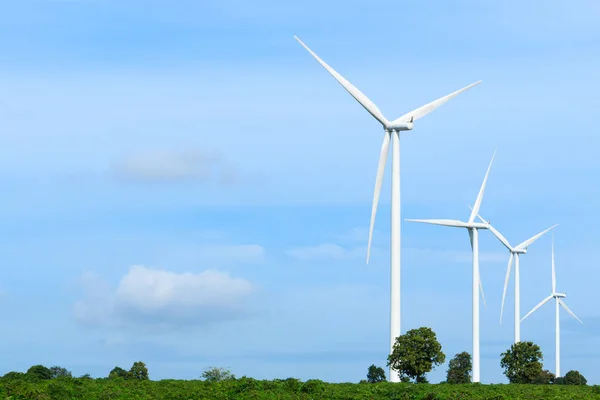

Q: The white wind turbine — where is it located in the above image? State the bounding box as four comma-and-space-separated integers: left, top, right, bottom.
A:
521, 236, 583, 378
405, 151, 496, 383
470, 210, 558, 343
294, 35, 481, 382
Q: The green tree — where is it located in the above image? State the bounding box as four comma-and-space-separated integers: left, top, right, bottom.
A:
533, 369, 555, 384
366, 364, 386, 383
108, 366, 130, 379
201, 367, 235, 382
563, 370, 587, 385
49, 366, 72, 379
446, 352, 472, 384
129, 361, 149, 380
387, 327, 446, 383
26, 365, 53, 380
500, 341, 543, 384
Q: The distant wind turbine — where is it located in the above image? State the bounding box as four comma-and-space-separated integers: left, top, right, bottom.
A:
405, 151, 496, 383
294, 35, 481, 382
470, 209, 558, 343
521, 235, 582, 378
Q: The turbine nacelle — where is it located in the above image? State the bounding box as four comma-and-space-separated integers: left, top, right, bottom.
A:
514, 248, 527, 254
386, 121, 414, 131
553, 292, 566, 298
468, 222, 490, 230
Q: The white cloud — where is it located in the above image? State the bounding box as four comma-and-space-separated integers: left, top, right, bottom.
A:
109, 148, 239, 186
74, 265, 255, 330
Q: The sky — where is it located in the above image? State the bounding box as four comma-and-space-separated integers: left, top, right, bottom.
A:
0, 0, 599, 385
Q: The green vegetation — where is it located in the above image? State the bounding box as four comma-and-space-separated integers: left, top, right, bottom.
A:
0, 328, 594, 399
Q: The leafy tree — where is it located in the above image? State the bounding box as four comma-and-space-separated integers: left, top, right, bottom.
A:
500, 341, 543, 384
366, 364, 386, 383
446, 352, 472, 384
533, 369, 555, 384
1, 371, 25, 380
129, 361, 149, 380
79, 373, 92, 379
49, 366, 72, 379
108, 366, 130, 379
26, 365, 53, 380
563, 370, 587, 385
201, 366, 235, 382
387, 327, 446, 383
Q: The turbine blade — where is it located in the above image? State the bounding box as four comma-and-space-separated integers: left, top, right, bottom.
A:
468, 150, 496, 223
551, 236, 556, 293
366, 131, 391, 264
294, 36, 389, 127
479, 274, 487, 308
521, 295, 553, 322
515, 224, 559, 251
405, 219, 469, 228
488, 224, 513, 251
500, 253, 514, 324
391, 81, 482, 124
558, 299, 583, 324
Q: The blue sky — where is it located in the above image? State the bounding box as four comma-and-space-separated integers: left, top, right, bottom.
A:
0, 0, 599, 384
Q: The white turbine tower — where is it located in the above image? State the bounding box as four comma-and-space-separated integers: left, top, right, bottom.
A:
521, 236, 583, 378
470, 210, 558, 343
405, 151, 496, 383
294, 35, 481, 382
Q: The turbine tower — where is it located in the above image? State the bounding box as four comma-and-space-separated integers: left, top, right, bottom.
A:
294, 36, 481, 382
521, 235, 583, 378
405, 151, 496, 383
471, 210, 557, 343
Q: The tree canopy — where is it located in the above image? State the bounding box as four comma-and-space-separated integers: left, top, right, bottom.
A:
366, 365, 386, 383
500, 341, 544, 384
446, 352, 472, 384
387, 327, 446, 383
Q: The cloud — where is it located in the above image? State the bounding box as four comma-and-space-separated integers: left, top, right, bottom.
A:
74, 266, 255, 331
108, 148, 239, 186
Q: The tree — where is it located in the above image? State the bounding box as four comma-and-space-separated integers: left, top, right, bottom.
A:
129, 361, 149, 380
446, 352, 472, 384
366, 364, 386, 383
533, 369, 555, 384
500, 341, 543, 384
108, 366, 130, 379
563, 370, 587, 385
49, 366, 72, 379
201, 367, 235, 382
26, 365, 53, 380
387, 327, 446, 383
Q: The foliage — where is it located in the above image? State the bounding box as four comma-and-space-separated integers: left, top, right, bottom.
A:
201, 366, 236, 382
26, 365, 53, 380
533, 369, 555, 384
366, 364, 386, 383
0, 377, 599, 399
129, 361, 149, 380
500, 341, 544, 384
50, 365, 73, 379
563, 370, 588, 385
446, 351, 472, 384
108, 367, 130, 379
387, 327, 446, 383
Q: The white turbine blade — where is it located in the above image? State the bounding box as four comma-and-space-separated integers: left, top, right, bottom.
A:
294, 36, 389, 127
521, 295, 553, 322
405, 219, 469, 228
468, 150, 497, 224
479, 275, 487, 308
500, 252, 514, 324
515, 224, 559, 251
391, 81, 482, 124
551, 237, 556, 293
489, 224, 512, 251
366, 131, 391, 264
558, 299, 583, 324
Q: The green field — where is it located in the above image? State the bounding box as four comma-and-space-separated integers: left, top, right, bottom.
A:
1, 377, 600, 400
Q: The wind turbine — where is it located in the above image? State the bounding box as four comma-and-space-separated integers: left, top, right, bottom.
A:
405, 151, 496, 383
521, 235, 582, 378
294, 35, 481, 382
470, 210, 558, 343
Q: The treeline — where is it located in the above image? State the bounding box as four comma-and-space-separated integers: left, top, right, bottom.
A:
365, 326, 589, 385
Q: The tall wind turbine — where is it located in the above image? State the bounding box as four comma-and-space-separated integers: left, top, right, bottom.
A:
294, 35, 481, 382
405, 151, 496, 383
521, 236, 583, 378
471, 210, 558, 343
